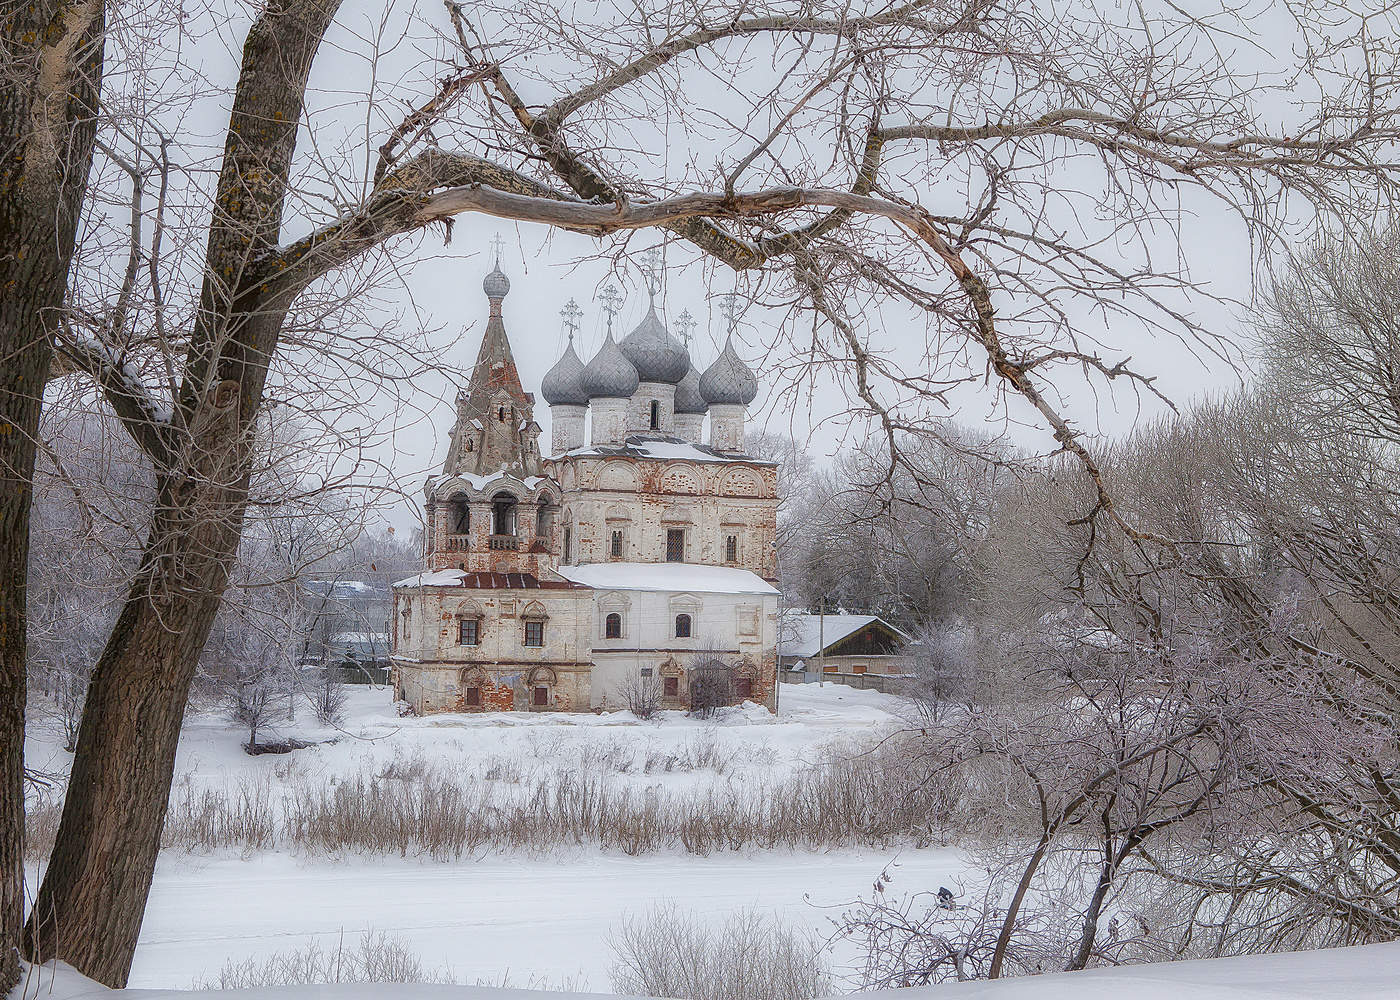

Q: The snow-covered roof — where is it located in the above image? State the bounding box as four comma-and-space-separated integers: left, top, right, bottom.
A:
329, 632, 387, 645
781, 613, 909, 657
557, 562, 780, 596
303, 579, 388, 599
553, 435, 774, 466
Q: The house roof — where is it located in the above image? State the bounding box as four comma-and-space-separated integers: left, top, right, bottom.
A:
304, 579, 388, 600
556, 562, 780, 596
781, 613, 910, 657
392, 569, 588, 590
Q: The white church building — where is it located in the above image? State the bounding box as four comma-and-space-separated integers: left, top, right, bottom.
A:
389, 258, 780, 714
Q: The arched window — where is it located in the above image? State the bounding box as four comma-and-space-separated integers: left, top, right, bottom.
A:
564, 525, 572, 563
498, 405, 507, 422
465, 439, 474, 452
674, 613, 692, 638
492, 492, 517, 535
605, 613, 622, 639
724, 534, 738, 563
452, 498, 470, 534
649, 399, 660, 430
536, 502, 553, 539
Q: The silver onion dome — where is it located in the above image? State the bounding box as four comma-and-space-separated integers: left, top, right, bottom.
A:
619, 307, 690, 384
581, 332, 640, 398
699, 337, 758, 406
674, 364, 707, 414
541, 341, 589, 406
483, 261, 511, 299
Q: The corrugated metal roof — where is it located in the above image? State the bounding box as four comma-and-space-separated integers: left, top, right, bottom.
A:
393, 569, 588, 590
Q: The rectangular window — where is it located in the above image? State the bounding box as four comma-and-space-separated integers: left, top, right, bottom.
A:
725, 534, 738, 563
533, 686, 548, 707
464, 686, 481, 707
823, 663, 838, 673
458, 619, 479, 646
564, 526, 572, 563
610, 529, 624, 558
666, 528, 685, 562
852, 664, 867, 675
640, 667, 654, 678
524, 620, 544, 647
663, 676, 679, 697
734, 678, 753, 699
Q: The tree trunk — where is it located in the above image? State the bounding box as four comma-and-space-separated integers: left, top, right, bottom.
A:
23, 0, 340, 984
0, 0, 105, 987
23, 386, 246, 984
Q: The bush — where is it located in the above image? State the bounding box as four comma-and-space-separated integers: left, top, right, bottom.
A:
308, 666, 347, 726
622, 672, 662, 719
193, 930, 450, 988
610, 905, 831, 1000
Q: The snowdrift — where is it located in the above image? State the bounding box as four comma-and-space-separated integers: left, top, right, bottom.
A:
18, 940, 1400, 1000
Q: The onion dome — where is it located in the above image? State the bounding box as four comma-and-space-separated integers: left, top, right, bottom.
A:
581, 332, 640, 398
541, 341, 589, 406
674, 364, 707, 414
699, 336, 758, 406
483, 261, 511, 299
619, 307, 691, 384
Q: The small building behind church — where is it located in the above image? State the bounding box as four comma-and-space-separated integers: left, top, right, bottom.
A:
390, 257, 780, 714
779, 613, 911, 692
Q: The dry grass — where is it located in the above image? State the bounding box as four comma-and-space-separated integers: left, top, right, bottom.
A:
26, 732, 957, 862
23, 795, 62, 862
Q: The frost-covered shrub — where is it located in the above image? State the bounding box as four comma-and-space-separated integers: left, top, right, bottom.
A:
193, 931, 451, 988
610, 905, 831, 1000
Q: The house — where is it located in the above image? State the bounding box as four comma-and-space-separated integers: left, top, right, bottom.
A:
301, 579, 391, 666
779, 613, 911, 691
389, 256, 779, 713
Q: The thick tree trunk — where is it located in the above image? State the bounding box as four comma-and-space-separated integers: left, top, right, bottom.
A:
0, 0, 105, 987
23, 413, 246, 984
23, 0, 340, 984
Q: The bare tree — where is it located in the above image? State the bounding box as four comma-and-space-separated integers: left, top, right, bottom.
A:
10, 0, 1400, 985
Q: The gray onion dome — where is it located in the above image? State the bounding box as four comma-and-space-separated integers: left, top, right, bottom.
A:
483, 261, 511, 299
699, 337, 758, 406
619, 307, 691, 384
581, 332, 640, 398
674, 364, 707, 414
541, 341, 589, 406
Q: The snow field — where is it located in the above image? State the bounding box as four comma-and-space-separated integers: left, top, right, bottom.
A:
24, 683, 961, 991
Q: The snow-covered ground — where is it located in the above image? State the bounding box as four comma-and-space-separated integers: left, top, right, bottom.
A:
126, 850, 964, 990
25, 683, 940, 991
21, 940, 1400, 999
27, 681, 912, 800
20, 682, 1400, 998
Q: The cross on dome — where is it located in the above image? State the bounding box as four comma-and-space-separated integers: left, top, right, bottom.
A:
490, 232, 506, 265
560, 298, 582, 342
675, 308, 696, 349
597, 284, 623, 335
720, 291, 742, 334
641, 248, 663, 301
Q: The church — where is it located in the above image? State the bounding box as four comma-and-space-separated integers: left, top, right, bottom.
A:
389, 255, 781, 714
